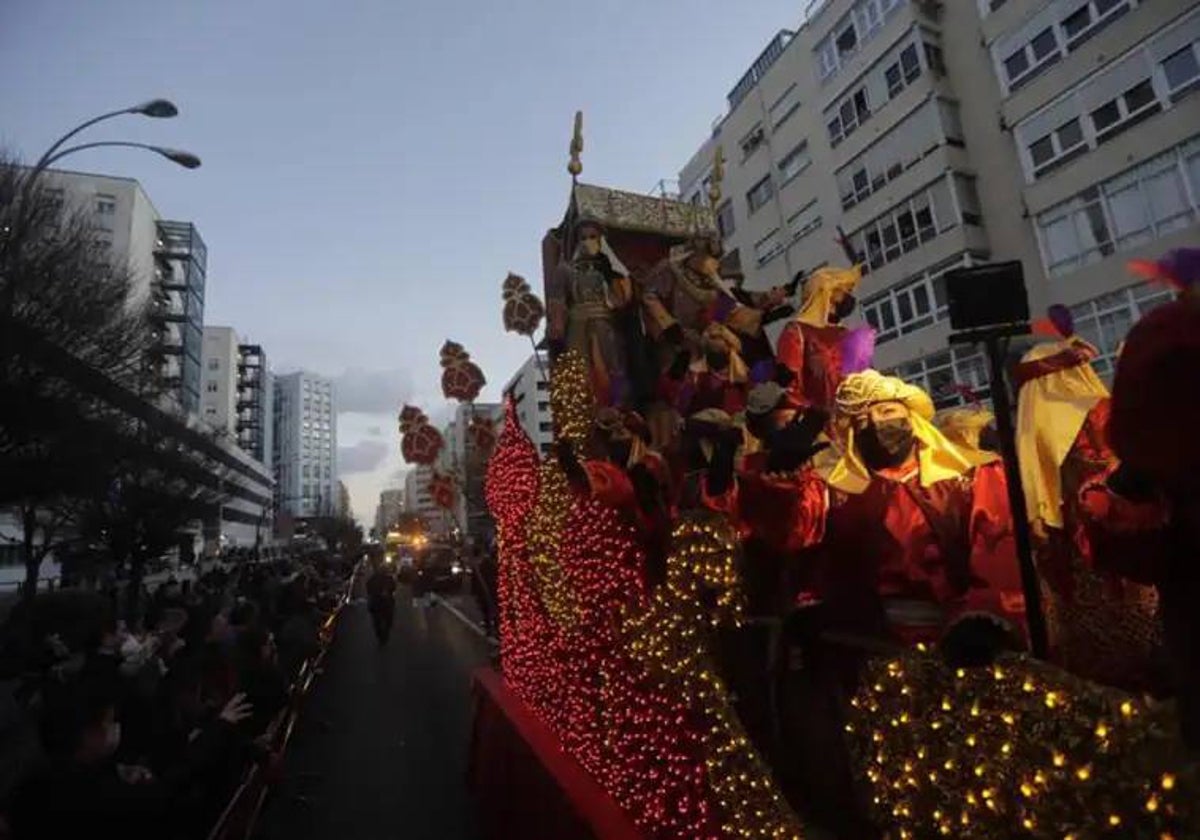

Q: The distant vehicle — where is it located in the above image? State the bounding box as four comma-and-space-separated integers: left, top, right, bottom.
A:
413, 544, 467, 594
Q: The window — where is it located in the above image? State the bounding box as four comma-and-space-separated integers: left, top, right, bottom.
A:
1162, 45, 1200, 100
740, 124, 766, 160
536, 381, 548, 391
769, 84, 802, 129
1035, 138, 1200, 277
778, 141, 811, 183
888, 344, 990, 409
1062, 0, 1131, 52
1028, 117, 1088, 177
900, 44, 921, 82
206, 381, 219, 393
746, 176, 774, 214
754, 229, 784, 266
848, 175, 963, 273
1091, 79, 1162, 144
1003, 27, 1062, 91
885, 64, 903, 97
924, 43, 946, 76
204, 406, 216, 417
815, 0, 903, 83
827, 86, 871, 146
835, 21, 858, 59
207, 359, 220, 371
788, 200, 823, 242
537, 401, 549, 412
95, 196, 116, 214
1069, 282, 1172, 377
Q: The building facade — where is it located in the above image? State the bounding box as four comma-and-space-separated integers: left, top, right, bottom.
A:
39, 168, 207, 414
374, 488, 406, 536
404, 465, 452, 536
677, 0, 1199, 406
236, 343, 273, 466
501, 353, 553, 457
437, 403, 503, 546
272, 372, 337, 519
200, 327, 239, 437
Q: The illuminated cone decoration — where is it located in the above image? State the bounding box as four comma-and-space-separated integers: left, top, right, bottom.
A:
398, 404, 444, 466
501, 272, 545, 337
440, 340, 486, 403
429, 470, 456, 510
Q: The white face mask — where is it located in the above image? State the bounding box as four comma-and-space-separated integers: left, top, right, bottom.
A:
105, 722, 121, 754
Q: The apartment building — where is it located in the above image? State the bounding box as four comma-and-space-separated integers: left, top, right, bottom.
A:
678, 0, 1199, 405
501, 353, 553, 457
273, 372, 337, 518
37, 168, 207, 414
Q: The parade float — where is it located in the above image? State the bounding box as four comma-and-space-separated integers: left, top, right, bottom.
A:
406, 115, 1198, 839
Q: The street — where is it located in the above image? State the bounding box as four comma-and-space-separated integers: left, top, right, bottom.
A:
258, 582, 493, 840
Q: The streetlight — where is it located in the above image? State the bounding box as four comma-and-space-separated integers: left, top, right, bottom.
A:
32, 98, 182, 174
39, 141, 201, 172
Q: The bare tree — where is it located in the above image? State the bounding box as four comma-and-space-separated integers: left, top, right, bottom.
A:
0, 157, 160, 600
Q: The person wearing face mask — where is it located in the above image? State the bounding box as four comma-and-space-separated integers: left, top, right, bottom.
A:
736, 370, 1026, 650
545, 218, 648, 408
663, 322, 751, 420
1014, 312, 1161, 690
775, 264, 865, 412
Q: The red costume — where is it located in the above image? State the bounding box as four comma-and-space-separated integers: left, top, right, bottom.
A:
735, 371, 1025, 644
775, 265, 861, 410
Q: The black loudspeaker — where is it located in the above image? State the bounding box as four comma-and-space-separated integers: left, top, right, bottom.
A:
944, 260, 1030, 331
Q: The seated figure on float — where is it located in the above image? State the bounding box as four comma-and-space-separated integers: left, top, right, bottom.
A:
1014, 317, 1161, 689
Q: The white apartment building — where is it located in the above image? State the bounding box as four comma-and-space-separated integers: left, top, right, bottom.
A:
437, 403, 504, 545
375, 488, 406, 536
201, 327, 239, 436
201, 328, 274, 469
678, 0, 1199, 406
404, 465, 452, 536
38, 168, 208, 415
273, 372, 337, 518
501, 353, 553, 457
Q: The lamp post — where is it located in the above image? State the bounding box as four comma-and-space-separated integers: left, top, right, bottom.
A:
30, 98, 186, 176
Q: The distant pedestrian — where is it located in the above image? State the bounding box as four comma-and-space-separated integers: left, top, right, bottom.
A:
365, 564, 397, 645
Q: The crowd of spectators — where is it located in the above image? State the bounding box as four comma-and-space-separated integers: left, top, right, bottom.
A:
0, 553, 356, 840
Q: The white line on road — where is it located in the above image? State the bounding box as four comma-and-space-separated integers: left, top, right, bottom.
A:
429, 594, 495, 644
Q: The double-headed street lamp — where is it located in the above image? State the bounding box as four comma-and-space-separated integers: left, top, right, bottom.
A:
30, 97, 201, 175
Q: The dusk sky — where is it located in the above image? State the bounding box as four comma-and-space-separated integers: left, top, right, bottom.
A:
1, 0, 807, 523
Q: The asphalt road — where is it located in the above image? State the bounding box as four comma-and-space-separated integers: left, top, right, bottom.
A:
258, 584, 493, 840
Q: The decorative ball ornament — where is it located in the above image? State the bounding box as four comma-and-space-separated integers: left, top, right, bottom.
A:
502, 272, 545, 337
440, 339, 486, 403
429, 470, 457, 510
398, 404, 444, 466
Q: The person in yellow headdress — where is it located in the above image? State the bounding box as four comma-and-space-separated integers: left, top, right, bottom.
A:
775, 264, 862, 411
1015, 333, 1161, 688
737, 369, 1026, 647
933, 404, 997, 458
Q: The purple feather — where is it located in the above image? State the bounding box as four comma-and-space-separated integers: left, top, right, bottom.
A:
750, 359, 777, 384
840, 326, 876, 376
1047, 303, 1074, 338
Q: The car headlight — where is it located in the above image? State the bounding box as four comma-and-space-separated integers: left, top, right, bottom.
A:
451, 562, 463, 575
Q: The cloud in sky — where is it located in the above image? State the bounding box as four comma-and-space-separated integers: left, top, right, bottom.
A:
332, 368, 414, 415
336, 439, 389, 474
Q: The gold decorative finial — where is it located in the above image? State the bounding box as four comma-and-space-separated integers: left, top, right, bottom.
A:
708, 145, 725, 209
568, 111, 584, 179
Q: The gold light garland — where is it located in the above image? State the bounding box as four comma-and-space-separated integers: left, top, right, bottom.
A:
524, 462, 578, 628
623, 515, 803, 839
550, 349, 593, 445
845, 649, 1198, 839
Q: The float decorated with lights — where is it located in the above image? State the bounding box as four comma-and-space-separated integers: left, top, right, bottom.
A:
413, 114, 1198, 839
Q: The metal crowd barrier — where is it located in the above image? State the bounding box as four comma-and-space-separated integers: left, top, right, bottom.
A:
206, 562, 360, 840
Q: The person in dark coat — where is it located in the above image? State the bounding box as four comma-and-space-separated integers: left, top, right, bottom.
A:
365, 564, 397, 644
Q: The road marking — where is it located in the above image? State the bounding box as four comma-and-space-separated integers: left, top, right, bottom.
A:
430, 594, 495, 645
